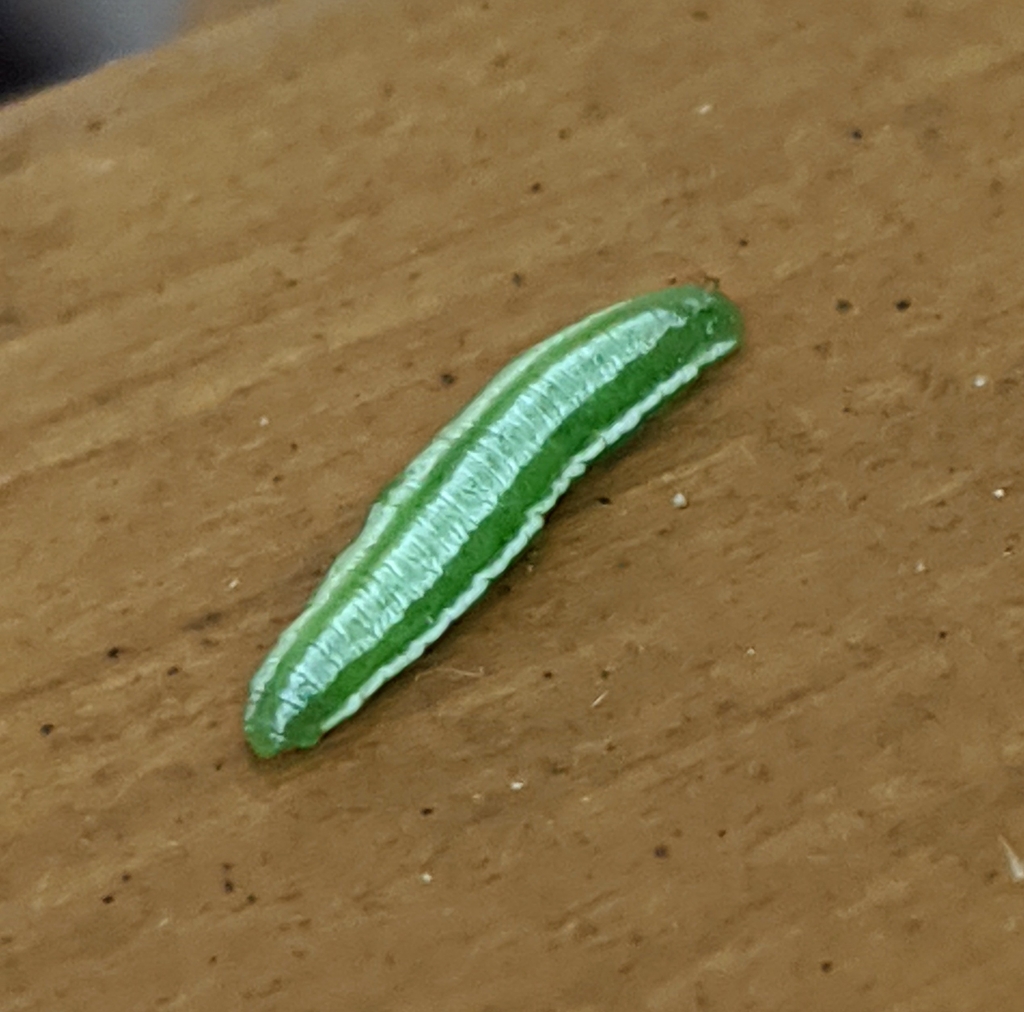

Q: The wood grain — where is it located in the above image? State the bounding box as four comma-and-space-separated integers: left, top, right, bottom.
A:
2, 1, 1024, 1008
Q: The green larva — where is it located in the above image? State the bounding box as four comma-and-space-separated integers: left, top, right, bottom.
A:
244, 286, 743, 757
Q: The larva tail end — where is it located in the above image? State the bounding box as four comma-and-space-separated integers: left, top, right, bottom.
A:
244, 701, 327, 759
244, 721, 289, 759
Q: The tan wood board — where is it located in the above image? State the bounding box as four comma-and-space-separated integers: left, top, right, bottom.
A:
185, 0, 280, 30
2, 1, 1024, 1008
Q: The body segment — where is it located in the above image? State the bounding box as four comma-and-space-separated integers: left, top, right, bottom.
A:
245, 286, 743, 757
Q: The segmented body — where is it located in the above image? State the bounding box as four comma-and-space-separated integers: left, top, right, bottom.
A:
244, 286, 743, 757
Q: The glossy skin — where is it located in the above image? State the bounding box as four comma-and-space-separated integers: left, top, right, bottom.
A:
244, 286, 743, 757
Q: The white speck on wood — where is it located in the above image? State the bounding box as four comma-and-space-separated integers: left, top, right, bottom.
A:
999, 836, 1024, 882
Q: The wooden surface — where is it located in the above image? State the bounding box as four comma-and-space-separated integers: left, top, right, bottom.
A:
3, 1, 1024, 1008
185, 0, 277, 29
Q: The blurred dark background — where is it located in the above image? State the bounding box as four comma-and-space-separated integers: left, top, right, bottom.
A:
0, 0, 185, 101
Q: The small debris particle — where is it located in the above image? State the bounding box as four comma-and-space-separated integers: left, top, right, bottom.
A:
672, 492, 688, 509
972, 374, 989, 388
166, 666, 179, 676
999, 836, 1024, 883
223, 879, 234, 894
591, 691, 609, 708
39, 723, 54, 736
530, 181, 543, 192
107, 647, 121, 659
259, 416, 269, 427
511, 272, 524, 287
653, 844, 669, 858
510, 780, 525, 791
696, 103, 713, 115
101, 895, 114, 904
597, 496, 612, 505
835, 298, 852, 313
914, 560, 927, 574
420, 872, 433, 884
227, 578, 240, 590
895, 299, 911, 312
440, 372, 456, 386
821, 960, 834, 973
993, 488, 1007, 500
850, 128, 863, 140
420, 807, 434, 816
746, 647, 756, 656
